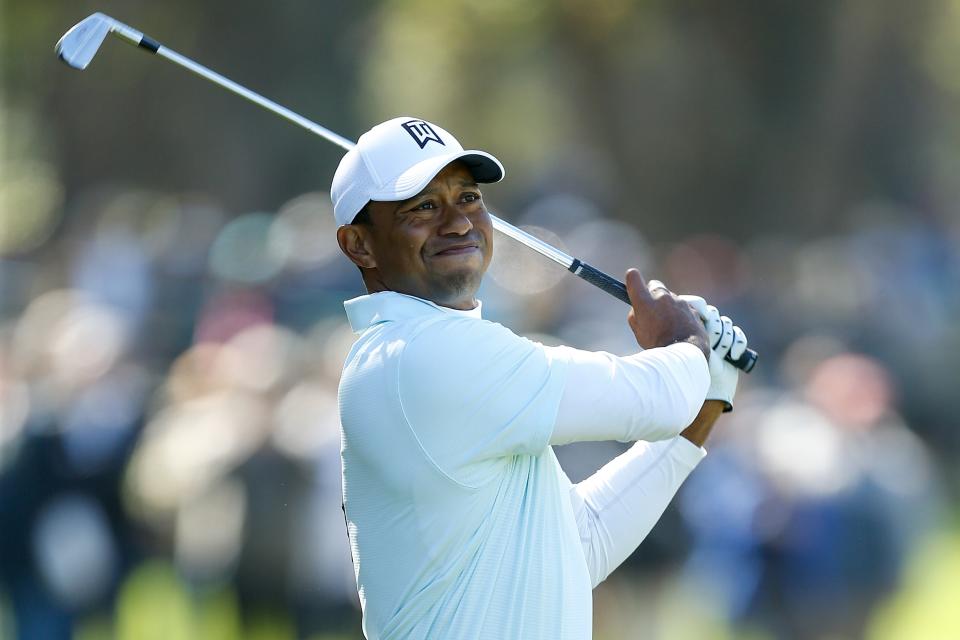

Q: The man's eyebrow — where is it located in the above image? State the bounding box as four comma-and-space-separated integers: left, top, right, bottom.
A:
395, 180, 480, 211
393, 192, 424, 214
395, 188, 436, 211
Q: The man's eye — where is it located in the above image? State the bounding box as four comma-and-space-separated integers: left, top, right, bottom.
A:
412, 201, 435, 211
462, 192, 481, 203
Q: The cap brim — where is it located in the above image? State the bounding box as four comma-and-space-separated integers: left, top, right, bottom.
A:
368, 150, 504, 203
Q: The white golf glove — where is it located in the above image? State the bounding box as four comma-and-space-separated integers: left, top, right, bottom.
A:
678, 295, 748, 412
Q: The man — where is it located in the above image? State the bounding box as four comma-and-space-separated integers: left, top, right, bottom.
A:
331, 117, 748, 639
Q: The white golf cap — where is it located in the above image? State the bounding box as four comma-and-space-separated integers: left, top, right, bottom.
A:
330, 117, 505, 225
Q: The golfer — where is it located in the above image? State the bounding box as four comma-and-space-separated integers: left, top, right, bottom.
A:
332, 117, 748, 639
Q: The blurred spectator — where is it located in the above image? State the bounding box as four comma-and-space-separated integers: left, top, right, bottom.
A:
4, 3, 960, 636
679, 350, 943, 640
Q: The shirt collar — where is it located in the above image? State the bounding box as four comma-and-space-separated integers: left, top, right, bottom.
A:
344, 291, 483, 334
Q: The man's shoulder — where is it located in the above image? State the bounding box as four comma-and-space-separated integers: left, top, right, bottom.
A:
348, 313, 536, 378
404, 314, 522, 351
344, 313, 510, 373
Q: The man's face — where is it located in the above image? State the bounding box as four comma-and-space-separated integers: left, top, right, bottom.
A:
351, 162, 493, 309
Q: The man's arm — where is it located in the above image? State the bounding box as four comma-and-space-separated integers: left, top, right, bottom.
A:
550, 269, 713, 446
549, 342, 710, 446
567, 299, 749, 587
568, 400, 725, 588
680, 399, 725, 447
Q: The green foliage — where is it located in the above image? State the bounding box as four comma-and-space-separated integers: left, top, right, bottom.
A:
868, 529, 960, 640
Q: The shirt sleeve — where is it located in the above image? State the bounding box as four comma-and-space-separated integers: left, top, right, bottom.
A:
568, 436, 706, 588
397, 317, 569, 488
549, 342, 710, 446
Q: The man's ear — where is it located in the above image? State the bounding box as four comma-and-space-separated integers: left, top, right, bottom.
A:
337, 225, 378, 269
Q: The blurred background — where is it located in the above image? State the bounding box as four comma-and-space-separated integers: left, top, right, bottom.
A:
1, 1, 959, 639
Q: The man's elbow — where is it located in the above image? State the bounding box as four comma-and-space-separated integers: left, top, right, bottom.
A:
665, 344, 710, 430
658, 384, 706, 438
644, 360, 709, 438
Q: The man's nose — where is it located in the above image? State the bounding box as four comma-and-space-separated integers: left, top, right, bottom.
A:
438, 205, 473, 236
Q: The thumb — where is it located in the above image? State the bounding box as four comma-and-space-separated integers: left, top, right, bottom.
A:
625, 269, 653, 307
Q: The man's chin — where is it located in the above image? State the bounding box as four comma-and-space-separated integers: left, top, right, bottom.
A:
427, 270, 483, 306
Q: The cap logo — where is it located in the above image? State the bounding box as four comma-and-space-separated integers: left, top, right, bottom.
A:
401, 120, 445, 149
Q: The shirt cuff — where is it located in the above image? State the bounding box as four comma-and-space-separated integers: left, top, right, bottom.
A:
664, 341, 710, 372
669, 435, 708, 468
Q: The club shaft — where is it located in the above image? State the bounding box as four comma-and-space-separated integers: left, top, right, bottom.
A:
157, 48, 356, 152
110, 26, 581, 268
97, 19, 757, 373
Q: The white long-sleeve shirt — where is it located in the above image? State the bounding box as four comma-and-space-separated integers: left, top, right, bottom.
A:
339, 292, 710, 640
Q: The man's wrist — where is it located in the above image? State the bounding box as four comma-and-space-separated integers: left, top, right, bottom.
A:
668, 335, 710, 361
688, 334, 711, 361
680, 400, 726, 448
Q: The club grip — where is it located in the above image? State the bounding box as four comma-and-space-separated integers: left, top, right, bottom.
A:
568, 258, 631, 304
568, 259, 759, 373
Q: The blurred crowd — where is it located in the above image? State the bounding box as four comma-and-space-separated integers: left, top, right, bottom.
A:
0, 178, 957, 639
4, 2, 960, 637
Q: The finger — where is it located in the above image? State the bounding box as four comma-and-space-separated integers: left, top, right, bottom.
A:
716, 315, 734, 356
730, 325, 747, 360
647, 279, 671, 297
625, 269, 653, 305
706, 305, 723, 348
678, 294, 708, 320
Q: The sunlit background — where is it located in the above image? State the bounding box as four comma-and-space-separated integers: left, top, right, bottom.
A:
2, 2, 959, 639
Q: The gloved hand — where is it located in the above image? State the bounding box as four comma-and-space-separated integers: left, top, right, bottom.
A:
678, 295, 748, 412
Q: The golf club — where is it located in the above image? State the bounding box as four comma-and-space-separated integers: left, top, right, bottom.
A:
55, 12, 758, 373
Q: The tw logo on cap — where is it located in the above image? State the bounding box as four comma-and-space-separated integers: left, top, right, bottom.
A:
401, 120, 445, 149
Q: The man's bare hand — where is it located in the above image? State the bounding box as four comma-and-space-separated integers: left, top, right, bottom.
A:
624, 269, 710, 359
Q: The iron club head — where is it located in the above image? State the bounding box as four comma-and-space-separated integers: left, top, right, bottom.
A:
55, 13, 114, 70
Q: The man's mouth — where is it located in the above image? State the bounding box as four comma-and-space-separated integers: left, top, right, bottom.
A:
432, 242, 480, 257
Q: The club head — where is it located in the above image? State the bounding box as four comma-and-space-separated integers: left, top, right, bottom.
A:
55, 13, 114, 70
